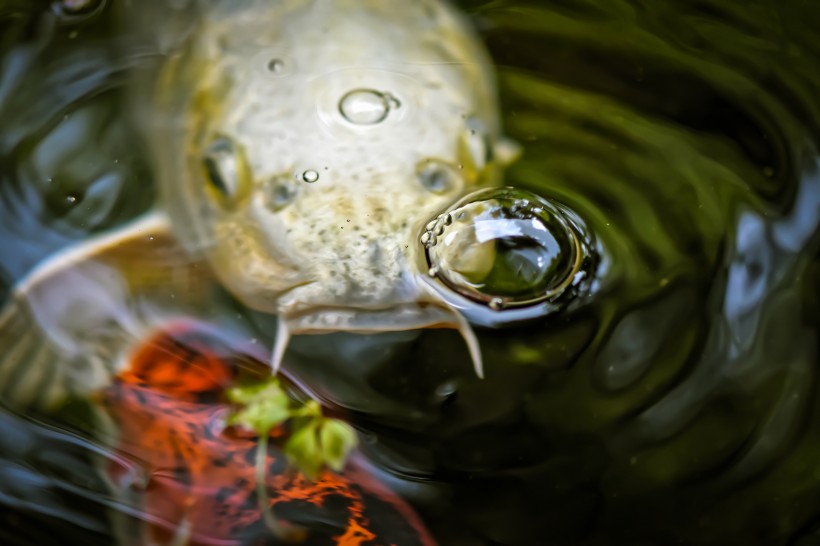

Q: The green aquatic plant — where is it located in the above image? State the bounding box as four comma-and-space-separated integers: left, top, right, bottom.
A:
227, 376, 357, 540
227, 376, 358, 479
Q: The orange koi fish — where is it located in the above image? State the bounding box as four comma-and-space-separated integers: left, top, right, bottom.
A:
99, 322, 436, 546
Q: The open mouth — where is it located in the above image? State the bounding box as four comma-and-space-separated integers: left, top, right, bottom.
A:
270, 302, 483, 378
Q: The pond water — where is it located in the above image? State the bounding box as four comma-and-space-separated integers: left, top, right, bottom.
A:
1, 0, 819, 545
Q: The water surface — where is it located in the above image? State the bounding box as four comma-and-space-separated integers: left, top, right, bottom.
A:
0, 1, 819, 545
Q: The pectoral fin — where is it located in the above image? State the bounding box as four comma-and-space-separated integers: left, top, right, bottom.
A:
0, 212, 217, 411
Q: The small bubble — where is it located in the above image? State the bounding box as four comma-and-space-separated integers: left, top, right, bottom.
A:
302, 170, 319, 183
339, 89, 391, 125
489, 297, 505, 310
66, 195, 77, 204
428, 266, 439, 277
267, 59, 284, 73
148, 236, 154, 241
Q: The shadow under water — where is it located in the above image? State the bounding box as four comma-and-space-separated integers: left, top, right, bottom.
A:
0, 0, 819, 545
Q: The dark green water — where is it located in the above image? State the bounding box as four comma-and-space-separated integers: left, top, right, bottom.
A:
1, 0, 819, 545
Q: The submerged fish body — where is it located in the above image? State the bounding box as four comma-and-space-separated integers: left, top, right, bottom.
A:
103, 322, 437, 546
145, 0, 513, 369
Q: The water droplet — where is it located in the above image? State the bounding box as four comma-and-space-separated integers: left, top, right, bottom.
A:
65, 195, 77, 204
428, 266, 439, 277
339, 89, 391, 125
267, 59, 284, 73
489, 297, 505, 310
302, 170, 319, 183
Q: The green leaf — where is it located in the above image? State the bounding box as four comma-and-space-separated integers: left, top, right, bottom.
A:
284, 421, 323, 480
227, 378, 291, 434
318, 418, 358, 472
226, 379, 288, 405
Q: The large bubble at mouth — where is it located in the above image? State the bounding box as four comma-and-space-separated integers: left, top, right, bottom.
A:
422, 187, 589, 311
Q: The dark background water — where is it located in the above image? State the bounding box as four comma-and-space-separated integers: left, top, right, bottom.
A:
1, 0, 819, 545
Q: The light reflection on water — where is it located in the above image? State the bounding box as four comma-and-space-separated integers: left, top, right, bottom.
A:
0, 1, 819, 545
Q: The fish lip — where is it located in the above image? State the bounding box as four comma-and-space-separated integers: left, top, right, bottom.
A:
279, 302, 461, 334
270, 301, 484, 378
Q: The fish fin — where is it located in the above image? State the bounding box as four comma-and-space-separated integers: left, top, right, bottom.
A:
270, 319, 290, 375
0, 212, 218, 410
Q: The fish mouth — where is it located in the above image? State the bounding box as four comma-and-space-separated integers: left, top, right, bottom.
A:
270, 302, 483, 378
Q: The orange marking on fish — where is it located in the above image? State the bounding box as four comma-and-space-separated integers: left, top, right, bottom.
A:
100, 322, 437, 546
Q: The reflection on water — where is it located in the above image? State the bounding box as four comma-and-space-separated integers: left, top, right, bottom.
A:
1, 0, 819, 545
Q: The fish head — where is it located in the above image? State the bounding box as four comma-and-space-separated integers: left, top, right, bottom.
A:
150, 0, 519, 373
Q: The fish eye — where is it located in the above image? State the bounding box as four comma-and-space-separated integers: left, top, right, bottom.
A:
421, 187, 592, 311
202, 135, 251, 206
417, 159, 462, 195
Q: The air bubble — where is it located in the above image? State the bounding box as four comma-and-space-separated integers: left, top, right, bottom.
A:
422, 187, 589, 309
302, 170, 319, 183
339, 89, 392, 125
